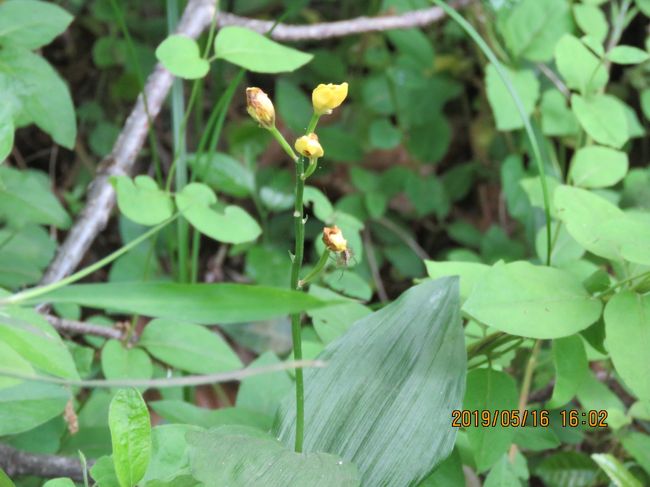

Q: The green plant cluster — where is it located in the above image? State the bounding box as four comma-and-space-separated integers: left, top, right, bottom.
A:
1, 0, 650, 486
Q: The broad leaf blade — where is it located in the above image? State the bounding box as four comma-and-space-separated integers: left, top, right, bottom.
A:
140, 318, 242, 374
26, 282, 332, 325
0, 306, 79, 380
0, 382, 69, 436
0, 0, 73, 49
463, 261, 602, 339
274, 277, 466, 486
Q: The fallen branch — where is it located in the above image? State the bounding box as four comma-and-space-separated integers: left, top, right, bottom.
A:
40, 0, 217, 286
218, 0, 471, 41
0, 444, 89, 482
44, 315, 124, 340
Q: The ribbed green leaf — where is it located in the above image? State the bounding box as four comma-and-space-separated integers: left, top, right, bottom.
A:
27, 282, 332, 324
535, 452, 602, 487
187, 426, 360, 486
274, 277, 466, 486
592, 453, 643, 487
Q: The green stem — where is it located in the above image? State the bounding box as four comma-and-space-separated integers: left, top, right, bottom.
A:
270, 126, 299, 161
596, 270, 650, 297
190, 227, 201, 283
166, 0, 190, 283
299, 250, 331, 288
290, 155, 307, 452
1, 215, 178, 306
509, 339, 542, 461
306, 113, 320, 134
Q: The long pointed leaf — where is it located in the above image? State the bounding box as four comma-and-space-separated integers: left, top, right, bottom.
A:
23, 282, 332, 325
274, 277, 466, 486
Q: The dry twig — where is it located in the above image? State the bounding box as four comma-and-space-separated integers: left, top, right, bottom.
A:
218, 1, 470, 41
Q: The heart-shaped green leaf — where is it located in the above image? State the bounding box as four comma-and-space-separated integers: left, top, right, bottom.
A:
274, 277, 466, 486
176, 183, 261, 244
214, 27, 313, 73
156, 35, 209, 79
112, 175, 174, 226
187, 426, 360, 486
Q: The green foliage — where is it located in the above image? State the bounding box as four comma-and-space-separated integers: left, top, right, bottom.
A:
1, 0, 650, 484
486, 64, 539, 131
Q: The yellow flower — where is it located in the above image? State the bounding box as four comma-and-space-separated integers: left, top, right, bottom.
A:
246, 87, 275, 129
322, 225, 347, 253
312, 82, 348, 115
295, 133, 324, 159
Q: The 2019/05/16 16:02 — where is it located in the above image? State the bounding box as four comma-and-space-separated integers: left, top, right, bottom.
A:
451, 409, 609, 428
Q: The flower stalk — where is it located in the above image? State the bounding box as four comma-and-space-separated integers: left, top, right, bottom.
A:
246, 81, 348, 453
298, 249, 331, 289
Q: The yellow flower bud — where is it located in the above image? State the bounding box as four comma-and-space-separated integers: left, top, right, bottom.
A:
322, 225, 347, 253
246, 87, 275, 129
312, 82, 348, 115
294, 133, 324, 159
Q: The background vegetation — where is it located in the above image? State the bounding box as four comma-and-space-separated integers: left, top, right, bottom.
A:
1, 0, 650, 485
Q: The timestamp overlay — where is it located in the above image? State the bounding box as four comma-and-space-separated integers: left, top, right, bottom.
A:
451, 409, 608, 428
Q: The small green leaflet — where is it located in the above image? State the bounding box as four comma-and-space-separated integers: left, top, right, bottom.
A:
155, 35, 209, 79
214, 27, 312, 73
